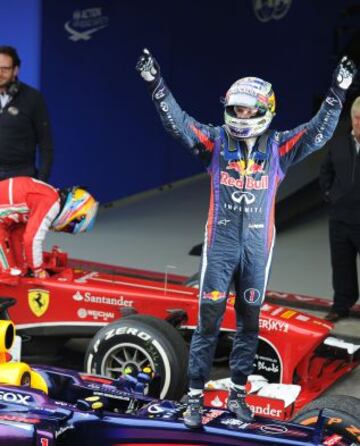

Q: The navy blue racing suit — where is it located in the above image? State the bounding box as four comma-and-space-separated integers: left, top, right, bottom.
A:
147, 77, 344, 389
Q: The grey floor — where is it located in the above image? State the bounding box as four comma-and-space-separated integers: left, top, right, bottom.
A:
45, 174, 360, 399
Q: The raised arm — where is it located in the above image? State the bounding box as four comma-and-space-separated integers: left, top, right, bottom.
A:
136, 49, 219, 166
277, 56, 357, 175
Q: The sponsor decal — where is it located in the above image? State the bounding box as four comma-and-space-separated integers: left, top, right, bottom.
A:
254, 339, 282, 382
55, 401, 69, 406
260, 423, 288, 434
0, 391, 32, 405
103, 327, 152, 343
77, 308, 115, 321
224, 203, 262, 214
253, 0, 292, 23
164, 108, 181, 135
94, 391, 131, 402
73, 291, 85, 301
323, 434, 343, 445
202, 290, 226, 302
295, 314, 310, 322
248, 223, 264, 229
73, 291, 133, 307
0, 414, 40, 424
232, 191, 256, 205
64, 7, 109, 41
326, 96, 339, 106
147, 403, 179, 419
226, 159, 265, 176
250, 403, 282, 418
314, 110, 333, 145
221, 171, 268, 190
28, 289, 49, 317
256, 357, 280, 374
251, 422, 307, 438
315, 133, 324, 144
320, 418, 360, 441
78, 308, 87, 318
202, 409, 224, 425
210, 395, 224, 408
148, 404, 166, 414
244, 288, 261, 304
270, 307, 285, 316
221, 418, 249, 429
160, 101, 169, 112
280, 310, 297, 319
55, 426, 74, 439
218, 218, 231, 226
154, 87, 166, 100
259, 318, 289, 333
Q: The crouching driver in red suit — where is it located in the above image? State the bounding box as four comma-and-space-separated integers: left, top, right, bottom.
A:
0, 177, 98, 279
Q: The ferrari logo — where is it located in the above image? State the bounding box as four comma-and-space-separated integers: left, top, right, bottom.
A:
28, 289, 50, 317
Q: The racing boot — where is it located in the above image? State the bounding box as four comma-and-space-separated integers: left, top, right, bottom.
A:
227, 388, 253, 422
183, 394, 203, 429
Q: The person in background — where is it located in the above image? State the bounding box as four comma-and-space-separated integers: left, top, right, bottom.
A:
320, 96, 360, 322
136, 48, 356, 428
0, 177, 98, 279
0, 46, 53, 182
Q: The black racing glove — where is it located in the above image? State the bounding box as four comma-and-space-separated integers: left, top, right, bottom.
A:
332, 56, 357, 90
136, 48, 161, 84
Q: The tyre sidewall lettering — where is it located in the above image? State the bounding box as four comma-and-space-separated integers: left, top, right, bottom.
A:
88, 326, 172, 397
298, 414, 360, 442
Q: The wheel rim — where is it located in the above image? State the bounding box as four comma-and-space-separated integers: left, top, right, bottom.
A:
100, 342, 156, 379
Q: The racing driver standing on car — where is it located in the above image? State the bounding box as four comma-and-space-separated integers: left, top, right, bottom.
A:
136, 49, 357, 429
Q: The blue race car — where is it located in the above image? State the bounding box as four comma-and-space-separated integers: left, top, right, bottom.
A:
0, 361, 359, 446
0, 313, 358, 445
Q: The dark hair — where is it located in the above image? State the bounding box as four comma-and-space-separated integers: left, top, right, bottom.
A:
0, 46, 21, 67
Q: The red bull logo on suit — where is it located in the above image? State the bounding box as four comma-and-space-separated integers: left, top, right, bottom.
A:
221, 171, 268, 190
226, 160, 265, 175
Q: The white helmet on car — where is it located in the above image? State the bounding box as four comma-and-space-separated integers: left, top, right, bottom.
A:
224, 76, 276, 139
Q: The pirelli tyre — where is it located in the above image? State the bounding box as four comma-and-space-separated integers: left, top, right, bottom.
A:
84, 314, 188, 400
292, 395, 360, 443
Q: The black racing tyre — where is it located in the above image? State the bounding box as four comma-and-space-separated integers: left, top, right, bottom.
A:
292, 395, 360, 443
84, 314, 188, 400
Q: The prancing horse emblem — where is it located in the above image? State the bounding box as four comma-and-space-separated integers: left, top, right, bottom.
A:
28, 289, 50, 317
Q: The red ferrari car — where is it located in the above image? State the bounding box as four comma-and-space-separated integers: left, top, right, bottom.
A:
0, 246, 358, 421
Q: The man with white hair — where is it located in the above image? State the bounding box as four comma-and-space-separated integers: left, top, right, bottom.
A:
320, 96, 360, 322
137, 49, 356, 428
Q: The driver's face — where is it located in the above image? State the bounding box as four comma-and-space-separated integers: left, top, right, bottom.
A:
0, 54, 18, 91
234, 105, 258, 118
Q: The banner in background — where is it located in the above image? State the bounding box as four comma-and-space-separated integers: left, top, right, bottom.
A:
41, 0, 352, 203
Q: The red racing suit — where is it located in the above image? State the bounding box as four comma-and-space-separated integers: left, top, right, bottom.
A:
147, 76, 345, 389
0, 177, 60, 274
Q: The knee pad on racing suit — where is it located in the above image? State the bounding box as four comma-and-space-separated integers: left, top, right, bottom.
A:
234, 300, 261, 333
199, 300, 227, 336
